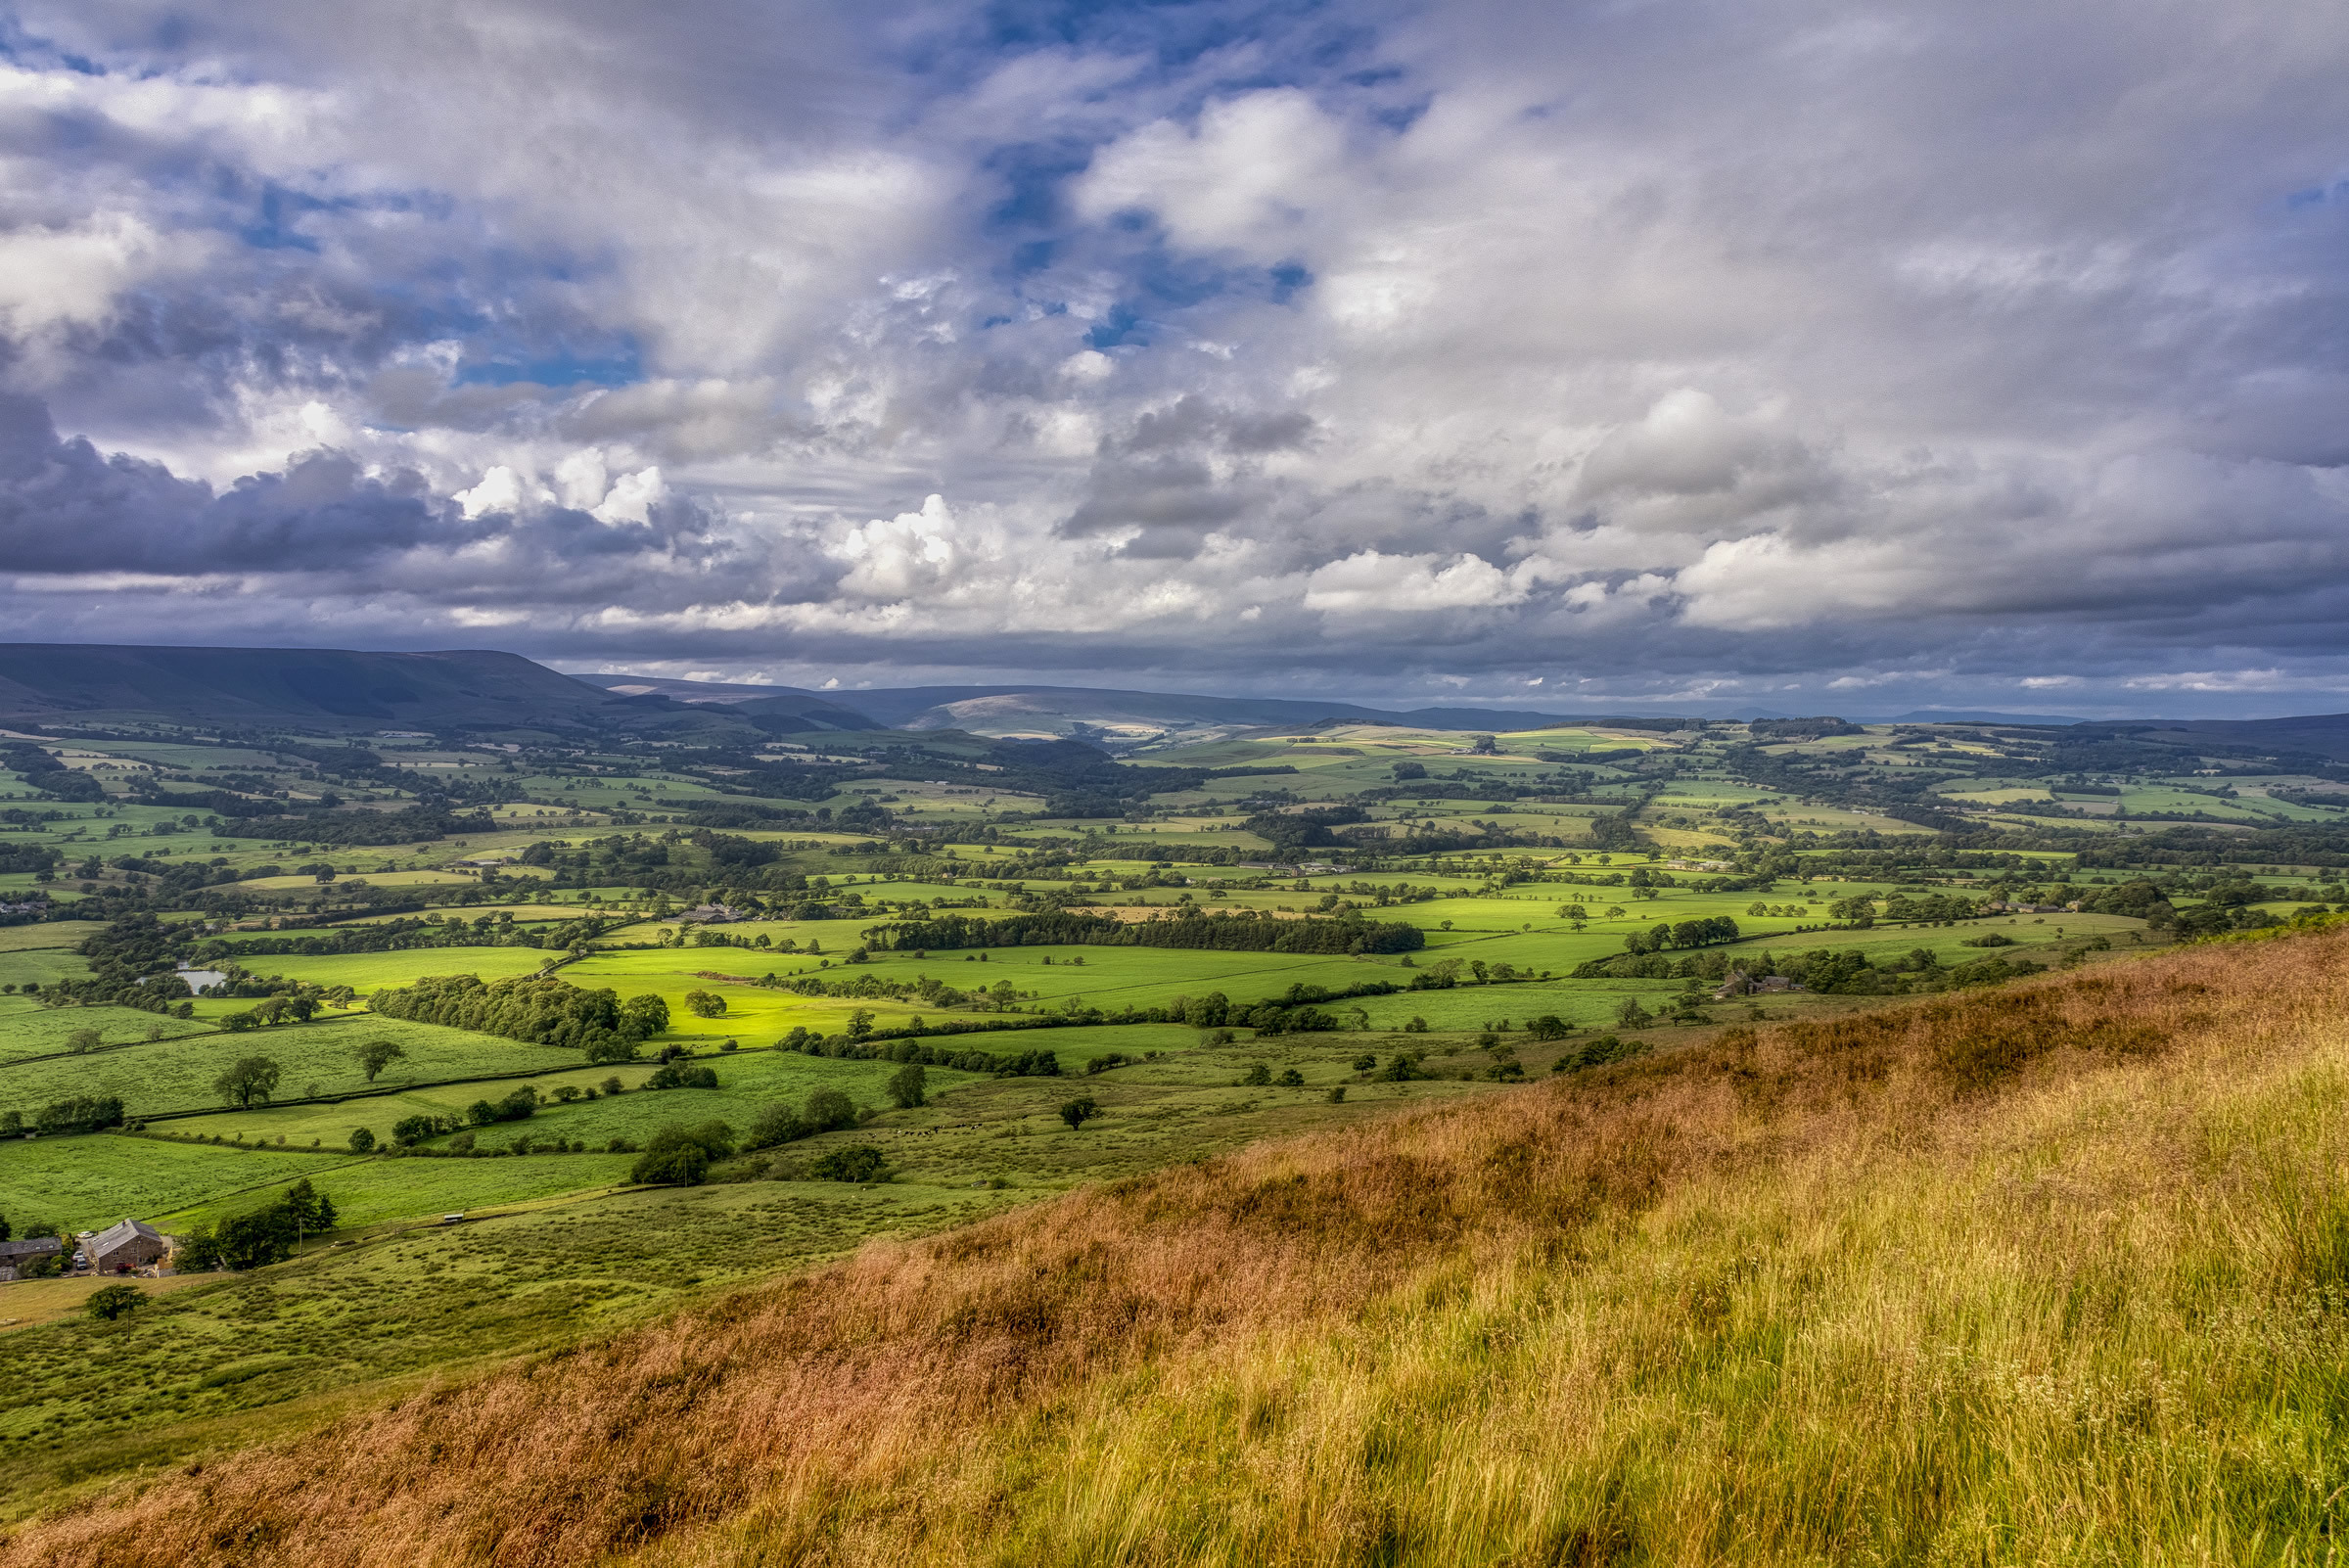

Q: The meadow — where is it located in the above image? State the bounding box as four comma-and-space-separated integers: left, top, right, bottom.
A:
0, 1015, 581, 1125
157, 1045, 953, 1154
0, 1000, 212, 1065
228, 946, 557, 992
0, 947, 93, 990
0, 1135, 356, 1234
151, 1149, 640, 1231
0, 923, 105, 953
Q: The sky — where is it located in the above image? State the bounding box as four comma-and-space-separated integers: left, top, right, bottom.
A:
0, 0, 2346, 718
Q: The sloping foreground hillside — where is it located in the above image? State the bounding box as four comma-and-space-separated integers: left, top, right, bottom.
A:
10, 934, 2349, 1566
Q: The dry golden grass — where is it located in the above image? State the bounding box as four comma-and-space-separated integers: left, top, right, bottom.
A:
10, 934, 2349, 1565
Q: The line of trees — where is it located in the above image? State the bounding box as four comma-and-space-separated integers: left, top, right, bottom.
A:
1617, 916, 1740, 955
368, 975, 668, 1062
872, 905, 1425, 955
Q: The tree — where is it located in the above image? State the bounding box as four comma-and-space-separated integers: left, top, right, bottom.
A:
1059, 1095, 1101, 1130
348, 1127, 377, 1154
885, 1063, 927, 1109
630, 1121, 734, 1185
746, 1103, 808, 1149
391, 1113, 444, 1146
213, 1208, 299, 1270
619, 992, 669, 1039
0, 1213, 10, 1241
66, 1027, 101, 1054
85, 1284, 144, 1321
353, 1039, 407, 1084
1527, 1014, 1571, 1041
683, 989, 727, 1019
804, 1087, 857, 1132
281, 1178, 337, 1238
630, 1143, 709, 1186
1614, 997, 1654, 1030
214, 1055, 282, 1108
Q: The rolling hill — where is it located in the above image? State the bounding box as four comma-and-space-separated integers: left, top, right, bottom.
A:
2101, 713, 2349, 762
0, 646, 885, 737
560, 672, 883, 730
566, 673, 1670, 747
0, 644, 625, 732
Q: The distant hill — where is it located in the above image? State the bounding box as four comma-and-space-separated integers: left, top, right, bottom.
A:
1879, 710, 2093, 725
566, 674, 1675, 747
2090, 714, 2349, 763
564, 673, 882, 730
0, 644, 628, 731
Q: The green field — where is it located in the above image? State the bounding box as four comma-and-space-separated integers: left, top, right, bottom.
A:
0, 948, 93, 990
230, 946, 557, 992
155, 1045, 923, 1151
0, 1135, 356, 1234
152, 1149, 640, 1231
0, 1001, 213, 1065
0, 924, 105, 953
0, 1015, 581, 1124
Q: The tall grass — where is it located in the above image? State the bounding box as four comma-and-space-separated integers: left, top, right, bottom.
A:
11, 935, 2349, 1566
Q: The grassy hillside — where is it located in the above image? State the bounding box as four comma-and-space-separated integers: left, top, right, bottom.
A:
10, 927, 2348, 1564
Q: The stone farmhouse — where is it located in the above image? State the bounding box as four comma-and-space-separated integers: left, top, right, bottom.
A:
1715, 970, 1798, 1000
86, 1219, 168, 1273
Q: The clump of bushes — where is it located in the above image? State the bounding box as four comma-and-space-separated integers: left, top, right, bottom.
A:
644, 1060, 718, 1090
807, 1145, 889, 1182
1551, 1035, 1645, 1073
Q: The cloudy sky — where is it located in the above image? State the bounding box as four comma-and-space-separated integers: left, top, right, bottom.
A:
1, 0, 2345, 716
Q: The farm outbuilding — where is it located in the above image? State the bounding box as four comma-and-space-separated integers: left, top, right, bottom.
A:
0, 1235, 63, 1281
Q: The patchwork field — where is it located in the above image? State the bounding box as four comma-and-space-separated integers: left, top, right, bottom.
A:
4, 699, 2314, 1542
